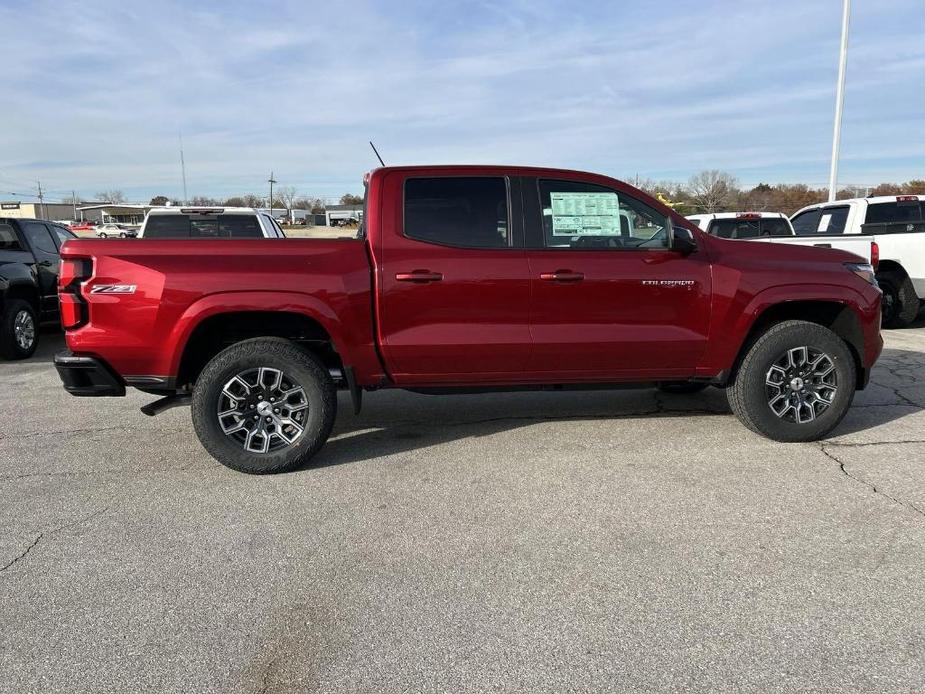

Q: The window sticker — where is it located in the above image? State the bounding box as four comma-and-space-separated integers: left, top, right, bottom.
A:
817, 213, 832, 232
550, 191, 621, 236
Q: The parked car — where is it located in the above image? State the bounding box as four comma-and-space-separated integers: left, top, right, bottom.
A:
0, 218, 74, 358
781, 195, 925, 327
137, 207, 286, 238
686, 212, 794, 238
96, 223, 136, 238
69, 221, 97, 232
54, 165, 881, 473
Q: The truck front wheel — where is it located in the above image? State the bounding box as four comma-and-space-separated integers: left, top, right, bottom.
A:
191, 337, 337, 474
878, 270, 919, 328
727, 320, 855, 442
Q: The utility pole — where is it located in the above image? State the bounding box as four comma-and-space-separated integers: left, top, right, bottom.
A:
828, 0, 850, 202
268, 171, 277, 218
72, 190, 77, 220
36, 181, 45, 219
179, 131, 189, 204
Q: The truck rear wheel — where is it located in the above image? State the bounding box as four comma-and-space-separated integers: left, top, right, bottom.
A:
191, 337, 337, 474
0, 299, 38, 360
878, 270, 919, 328
727, 320, 855, 442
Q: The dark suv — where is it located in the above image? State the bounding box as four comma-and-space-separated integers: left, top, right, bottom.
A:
0, 218, 74, 359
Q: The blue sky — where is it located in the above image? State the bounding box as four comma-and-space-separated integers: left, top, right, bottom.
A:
1, 0, 923, 203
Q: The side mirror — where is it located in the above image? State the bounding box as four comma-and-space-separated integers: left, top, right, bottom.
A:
672, 226, 698, 255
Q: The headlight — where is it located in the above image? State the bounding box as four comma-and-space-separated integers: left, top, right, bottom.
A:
845, 262, 878, 286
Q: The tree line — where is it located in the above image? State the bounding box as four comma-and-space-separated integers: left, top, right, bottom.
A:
637, 171, 925, 216
84, 174, 925, 217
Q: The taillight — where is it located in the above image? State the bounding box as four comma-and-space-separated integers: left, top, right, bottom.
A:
59, 257, 92, 329
870, 241, 879, 270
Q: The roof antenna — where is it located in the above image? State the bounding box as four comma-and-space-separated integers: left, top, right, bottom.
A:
369, 141, 385, 167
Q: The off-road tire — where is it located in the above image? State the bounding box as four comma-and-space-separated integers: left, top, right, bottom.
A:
0, 299, 38, 360
878, 270, 919, 328
191, 337, 337, 474
727, 320, 855, 442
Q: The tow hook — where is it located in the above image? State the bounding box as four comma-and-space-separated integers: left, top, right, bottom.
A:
140, 393, 192, 417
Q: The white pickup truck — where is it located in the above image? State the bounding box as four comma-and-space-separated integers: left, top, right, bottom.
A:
782, 195, 924, 327
689, 198, 924, 327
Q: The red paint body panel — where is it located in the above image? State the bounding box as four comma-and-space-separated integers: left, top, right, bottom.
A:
59, 165, 883, 392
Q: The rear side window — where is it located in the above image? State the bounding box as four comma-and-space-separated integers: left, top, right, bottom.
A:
0, 223, 23, 250
50, 225, 75, 247
792, 207, 848, 235
22, 221, 59, 254
404, 177, 509, 248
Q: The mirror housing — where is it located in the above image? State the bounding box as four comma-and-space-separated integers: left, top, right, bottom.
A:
672, 226, 698, 255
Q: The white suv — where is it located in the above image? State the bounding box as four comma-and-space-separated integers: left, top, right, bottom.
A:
138, 207, 286, 239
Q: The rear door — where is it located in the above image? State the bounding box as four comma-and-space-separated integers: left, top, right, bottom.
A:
522, 177, 712, 379
19, 221, 63, 321
375, 172, 531, 383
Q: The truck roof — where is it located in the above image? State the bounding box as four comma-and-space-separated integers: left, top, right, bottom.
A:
687, 212, 788, 220
146, 206, 262, 215
803, 194, 924, 209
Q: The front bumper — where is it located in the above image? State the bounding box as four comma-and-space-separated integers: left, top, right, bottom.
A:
54, 351, 126, 396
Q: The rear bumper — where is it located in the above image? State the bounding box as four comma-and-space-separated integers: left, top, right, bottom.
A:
54, 351, 126, 396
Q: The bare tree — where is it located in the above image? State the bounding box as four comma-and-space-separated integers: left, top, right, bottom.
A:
96, 189, 127, 203
340, 193, 363, 206
686, 170, 738, 212
277, 186, 298, 222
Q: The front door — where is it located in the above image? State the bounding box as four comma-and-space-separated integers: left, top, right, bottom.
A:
375, 172, 531, 384
522, 177, 712, 380
20, 221, 62, 323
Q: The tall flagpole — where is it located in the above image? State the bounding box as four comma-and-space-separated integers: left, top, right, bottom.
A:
828, 0, 850, 202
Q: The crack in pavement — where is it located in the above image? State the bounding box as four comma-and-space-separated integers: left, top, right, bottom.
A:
819, 443, 925, 520
0, 506, 110, 575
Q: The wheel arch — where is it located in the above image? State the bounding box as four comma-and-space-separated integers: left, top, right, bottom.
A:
727, 299, 866, 389
170, 293, 353, 389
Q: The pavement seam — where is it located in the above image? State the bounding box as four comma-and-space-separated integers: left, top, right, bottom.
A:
819, 443, 925, 520
0, 506, 110, 576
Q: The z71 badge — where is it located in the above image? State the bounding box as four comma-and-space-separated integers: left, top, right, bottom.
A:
90, 285, 137, 294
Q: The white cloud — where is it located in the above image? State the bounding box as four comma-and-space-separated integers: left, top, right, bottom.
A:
1, 0, 923, 201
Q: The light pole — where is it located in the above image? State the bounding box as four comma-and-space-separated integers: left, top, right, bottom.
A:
268, 171, 277, 218
828, 0, 850, 202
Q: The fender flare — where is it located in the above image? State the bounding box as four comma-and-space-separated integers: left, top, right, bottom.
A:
165, 290, 354, 376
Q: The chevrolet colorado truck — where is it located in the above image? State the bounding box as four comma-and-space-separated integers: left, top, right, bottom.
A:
54, 166, 883, 474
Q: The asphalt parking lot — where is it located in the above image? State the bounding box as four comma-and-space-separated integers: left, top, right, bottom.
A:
2, 322, 924, 694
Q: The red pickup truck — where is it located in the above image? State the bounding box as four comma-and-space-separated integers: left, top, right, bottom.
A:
55, 166, 883, 473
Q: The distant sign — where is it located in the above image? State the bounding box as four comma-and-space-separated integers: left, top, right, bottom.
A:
1, 203, 20, 210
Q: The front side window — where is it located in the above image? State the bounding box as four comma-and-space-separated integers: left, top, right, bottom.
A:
404, 177, 509, 248
538, 179, 669, 250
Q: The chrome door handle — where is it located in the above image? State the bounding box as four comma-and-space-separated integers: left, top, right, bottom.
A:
395, 270, 444, 283
539, 270, 584, 282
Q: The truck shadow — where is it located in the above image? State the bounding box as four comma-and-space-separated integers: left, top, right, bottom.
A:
308, 345, 924, 470
0, 329, 65, 367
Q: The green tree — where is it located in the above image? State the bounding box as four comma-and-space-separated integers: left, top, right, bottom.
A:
340, 193, 363, 205
149, 195, 169, 206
